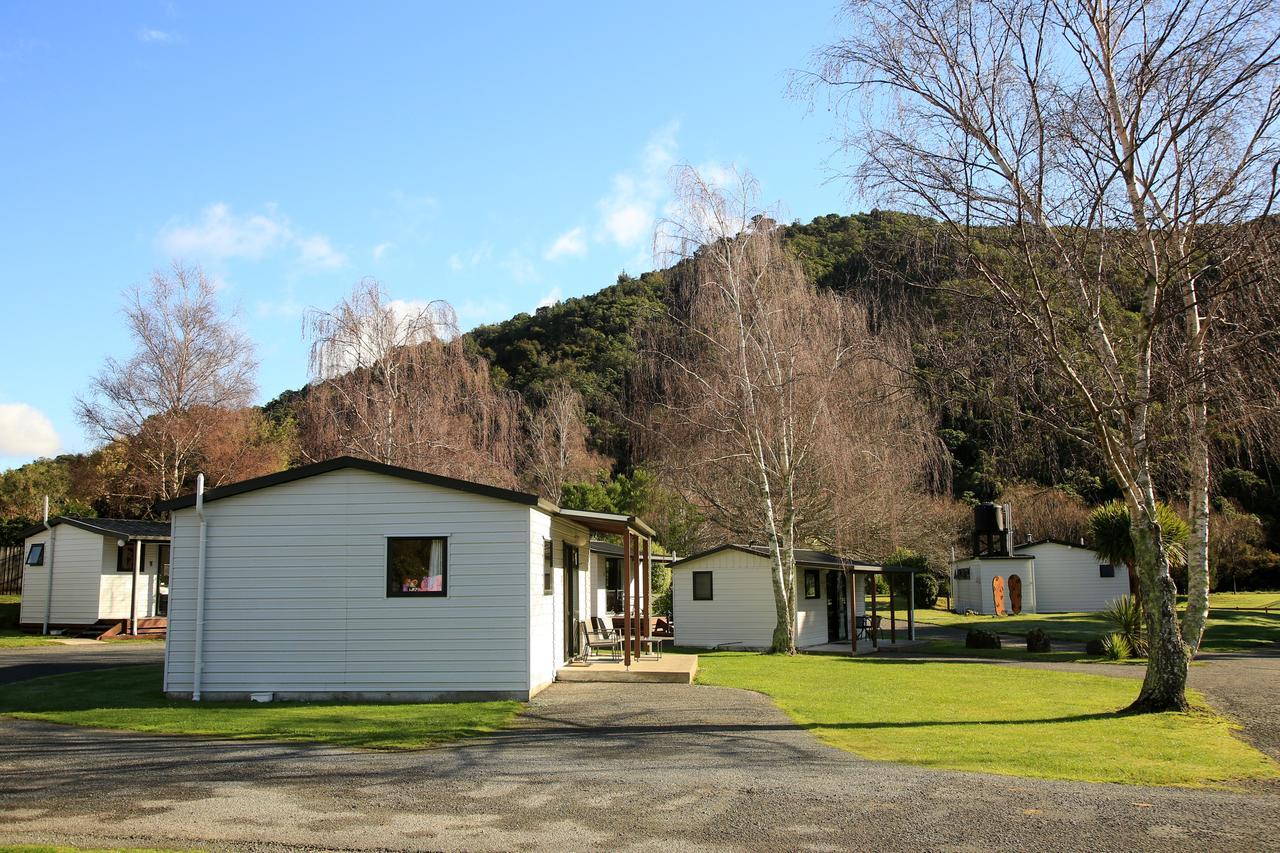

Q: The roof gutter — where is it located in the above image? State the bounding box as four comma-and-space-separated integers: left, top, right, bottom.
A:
192, 474, 207, 702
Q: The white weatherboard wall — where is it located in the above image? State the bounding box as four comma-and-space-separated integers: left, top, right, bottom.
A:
20, 525, 104, 626
673, 550, 840, 649
528, 515, 590, 694
98, 542, 162, 620
165, 468, 546, 700
1016, 542, 1127, 612
795, 569, 829, 647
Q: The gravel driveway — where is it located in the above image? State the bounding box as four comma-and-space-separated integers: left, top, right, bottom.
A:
2, 674, 1279, 851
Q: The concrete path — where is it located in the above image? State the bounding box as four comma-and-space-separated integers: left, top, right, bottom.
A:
2, 675, 1279, 851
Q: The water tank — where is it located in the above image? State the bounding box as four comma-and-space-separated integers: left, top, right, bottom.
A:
974, 502, 1005, 534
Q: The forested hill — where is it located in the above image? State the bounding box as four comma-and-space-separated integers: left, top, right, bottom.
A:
3, 210, 1277, 586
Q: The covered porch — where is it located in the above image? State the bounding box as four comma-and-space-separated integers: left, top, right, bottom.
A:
557, 509, 687, 677
844, 563, 921, 654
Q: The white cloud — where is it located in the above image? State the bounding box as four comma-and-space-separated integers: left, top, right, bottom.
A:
372, 241, 394, 262
596, 121, 680, 252
0, 403, 60, 457
448, 245, 492, 272
296, 234, 347, 269
158, 203, 347, 270
536, 287, 563, 310
138, 28, 177, 43
501, 251, 539, 284
160, 203, 286, 260
544, 226, 588, 261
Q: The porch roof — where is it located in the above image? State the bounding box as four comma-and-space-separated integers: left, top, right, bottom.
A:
670, 543, 908, 573
557, 508, 655, 538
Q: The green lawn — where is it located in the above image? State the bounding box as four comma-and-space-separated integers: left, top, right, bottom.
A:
915, 600, 1280, 652
0, 665, 522, 750
695, 650, 1278, 786
0, 630, 61, 648
1187, 591, 1280, 610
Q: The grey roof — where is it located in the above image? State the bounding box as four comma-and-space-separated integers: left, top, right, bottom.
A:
669, 544, 909, 572
152, 456, 655, 538
21, 516, 170, 542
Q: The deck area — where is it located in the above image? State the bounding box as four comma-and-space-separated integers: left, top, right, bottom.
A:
556, 652, 698, 684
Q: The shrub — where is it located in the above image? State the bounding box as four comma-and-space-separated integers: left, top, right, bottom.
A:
965, 628, 1001, 649
1102, 595, 1148, 656
1025, 628, 1051, 653
1101, 632, 1131, 661
1085, 637, 1106, 656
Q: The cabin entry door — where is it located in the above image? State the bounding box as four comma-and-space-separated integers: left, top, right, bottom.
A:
562, 542, 580, 660
826, 571, 848, 642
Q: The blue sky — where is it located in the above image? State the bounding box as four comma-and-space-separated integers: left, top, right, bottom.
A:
0, 1, 858, 471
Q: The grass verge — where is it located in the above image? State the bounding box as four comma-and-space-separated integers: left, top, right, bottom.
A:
694, 650, 1278, 786
0, 665, 522, 750
915, 602, 1279, 652
0, 630, 61, 648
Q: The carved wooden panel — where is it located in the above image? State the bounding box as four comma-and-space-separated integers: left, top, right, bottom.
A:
1009, 574, 1022, 614
992, 575, 1006, 616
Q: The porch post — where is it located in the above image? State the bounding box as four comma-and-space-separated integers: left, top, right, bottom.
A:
131, 539, 142, 636
632, 532, 642, 660
622, 529, 632, 669
642, 536, 651, 646
848, 570, 856, 656
908, 571, 916, 641
889, 574, 897, 645
870, 573, 878, 649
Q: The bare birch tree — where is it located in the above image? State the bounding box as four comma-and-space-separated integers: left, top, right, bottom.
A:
808, 0, 1280, 710
76, 263, 263, 507
522, 378, 603, 501
300, 279, 523, 486
639, 168, 946, 653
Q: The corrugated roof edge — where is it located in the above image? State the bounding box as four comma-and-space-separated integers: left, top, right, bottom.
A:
19, 516, 171, 542
669, 543, 892, 571
154, 456, 559, 515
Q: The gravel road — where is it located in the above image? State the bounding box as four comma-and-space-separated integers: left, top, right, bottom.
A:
2, 674, 1279, 852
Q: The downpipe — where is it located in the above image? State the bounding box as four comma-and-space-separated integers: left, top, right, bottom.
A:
193, 474, 208, 701
41, 496, 56, 635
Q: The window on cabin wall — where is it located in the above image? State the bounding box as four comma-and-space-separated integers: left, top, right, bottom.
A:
804, 569, 820, 599
116, 543, 139, 573
25, 543, 44, 566
955, 567, 971, 580
543, 538, 553, 594
605, 557, 623, 612
387, 536, 448, 596
692, 571, 714, 600
1099, 564, 1115, 578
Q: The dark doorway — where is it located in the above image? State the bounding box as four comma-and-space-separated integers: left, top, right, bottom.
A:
562, 542, 580, 660
826, 571, 848, 642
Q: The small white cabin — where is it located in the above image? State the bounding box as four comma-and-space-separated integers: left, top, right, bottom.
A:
950, 539, 1129, 615
669, 545, 911, 651
19, 517, 171, 634
158, 456, 656, 702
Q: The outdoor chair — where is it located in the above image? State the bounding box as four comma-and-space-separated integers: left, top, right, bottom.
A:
580, 620, 623, 661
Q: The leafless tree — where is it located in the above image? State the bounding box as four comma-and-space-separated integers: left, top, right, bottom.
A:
76, 263, 263, 506
638, 167, 948, 653
522, 379, 603, 502
299, 279, 523, 487
807, 0, 1280, 710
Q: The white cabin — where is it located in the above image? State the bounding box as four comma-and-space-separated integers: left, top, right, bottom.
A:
19, 517, 170, 633
669, 545, 913, 651
950, 539, 1129, 615
158, 456, 655, 702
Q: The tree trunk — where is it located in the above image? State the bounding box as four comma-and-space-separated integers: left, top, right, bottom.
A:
1126, 517, 1190, 713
